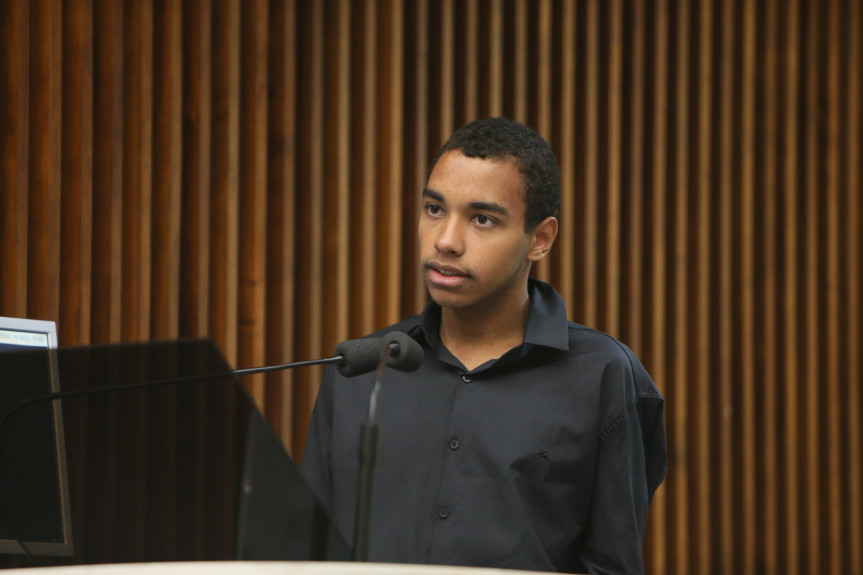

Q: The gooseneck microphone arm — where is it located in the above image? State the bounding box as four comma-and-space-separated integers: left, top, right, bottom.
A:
0, 353, 351, 438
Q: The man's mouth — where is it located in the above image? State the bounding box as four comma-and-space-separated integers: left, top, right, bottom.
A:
428, 262, 468, 276
426, 262, 470, 287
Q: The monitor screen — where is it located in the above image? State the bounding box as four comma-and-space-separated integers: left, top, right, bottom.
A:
0, 317, 73, 557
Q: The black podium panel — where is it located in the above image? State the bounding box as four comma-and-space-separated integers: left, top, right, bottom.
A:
0, 338, 349, 568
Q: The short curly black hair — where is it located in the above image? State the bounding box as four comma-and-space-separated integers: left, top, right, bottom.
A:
429, 117, 561, 231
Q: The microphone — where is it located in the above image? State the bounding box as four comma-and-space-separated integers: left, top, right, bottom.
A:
334, 338, 385, 377
378, 332, 423, 373
335, 332, 423, 377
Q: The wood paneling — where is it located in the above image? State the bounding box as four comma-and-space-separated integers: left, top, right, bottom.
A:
1, 1, 861, 573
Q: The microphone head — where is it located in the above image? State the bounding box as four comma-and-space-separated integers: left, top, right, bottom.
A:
381, 331, 424, 373
334, 337, 383, 377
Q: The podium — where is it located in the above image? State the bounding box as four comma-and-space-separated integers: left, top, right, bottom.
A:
0, 338, 349, 568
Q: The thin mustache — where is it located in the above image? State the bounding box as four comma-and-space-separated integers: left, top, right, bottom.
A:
425, 260, 471, 276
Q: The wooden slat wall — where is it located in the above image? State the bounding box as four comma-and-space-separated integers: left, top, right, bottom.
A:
0, 1, 861, 573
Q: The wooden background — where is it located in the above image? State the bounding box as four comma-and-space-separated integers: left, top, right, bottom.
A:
1, 0, 861, 573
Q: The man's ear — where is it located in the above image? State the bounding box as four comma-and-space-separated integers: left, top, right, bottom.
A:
527, 216, 558, 262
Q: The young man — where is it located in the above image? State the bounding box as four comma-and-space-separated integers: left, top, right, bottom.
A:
302, 117, 667, 574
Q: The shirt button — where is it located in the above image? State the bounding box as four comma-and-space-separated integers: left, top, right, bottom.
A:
448, 438, 459, 450
438, 507, 450, 520
461, 374, 471, 383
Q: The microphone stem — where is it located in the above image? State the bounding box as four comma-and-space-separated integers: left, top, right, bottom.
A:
367, 342, 396, 423
353, 341, 399, 562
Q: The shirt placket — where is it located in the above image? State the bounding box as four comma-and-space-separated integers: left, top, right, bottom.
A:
428, 367, 475, 561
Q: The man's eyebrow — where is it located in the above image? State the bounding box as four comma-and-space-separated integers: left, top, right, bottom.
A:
422, 188, 509, 216
468, 201, 509, 216
422, 188, 445, 202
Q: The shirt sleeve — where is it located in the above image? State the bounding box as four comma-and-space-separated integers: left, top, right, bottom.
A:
579, 354, 667, 575
300, 365, 336, 518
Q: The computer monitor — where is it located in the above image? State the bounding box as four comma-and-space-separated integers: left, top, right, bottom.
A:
0, 317, 73, 557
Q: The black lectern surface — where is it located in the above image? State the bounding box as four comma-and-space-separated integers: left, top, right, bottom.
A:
0, 338, 349, 569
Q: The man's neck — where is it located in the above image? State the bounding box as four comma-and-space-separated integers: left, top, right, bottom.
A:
439, 288, 531, 371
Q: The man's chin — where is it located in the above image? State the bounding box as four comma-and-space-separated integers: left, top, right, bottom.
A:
426, 285, 472, 310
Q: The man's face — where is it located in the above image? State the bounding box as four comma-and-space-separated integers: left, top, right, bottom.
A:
418, 150, 536, 313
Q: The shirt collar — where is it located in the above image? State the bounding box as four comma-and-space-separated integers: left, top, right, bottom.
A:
522, 278, 570, 350
416, 277, 570, 352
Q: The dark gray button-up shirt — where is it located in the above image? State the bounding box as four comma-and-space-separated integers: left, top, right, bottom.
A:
302, 279, 667, 574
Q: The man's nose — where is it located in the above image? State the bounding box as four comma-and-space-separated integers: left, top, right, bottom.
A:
434, 217, 465, 255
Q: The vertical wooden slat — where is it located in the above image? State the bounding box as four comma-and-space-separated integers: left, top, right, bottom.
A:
534, 0, 552, 136
510, 0, 528, 122
90, 0, 123, 343
265, 0, 296, 448
60, 0, 93, 345
555, 0, 577, 311
803, 2, 822, 572
717, 0, 736, 569
693, 1, 713, 569
486, 0, 503, 117
293, 0, 325, 440
672, 0, 694, 572
0, 0, 30, 319
431, 0, 454, 146
27, 0, 63, 322
580, 0, 599, 329
459, 0, 478, 123
180, 0, 212, 337
321, 0, 350, 356
739, 0, 757, 571
121, 0, 153, 342
350, 0, 378, 336
375, 0, 404, 326
647, 0, 674, 570
151, 0, 182, 341
237, 0, 269, 405
824, 2, 843, 574
602, 0, 622, 336
622, 0, 645, 355
209, 0, 240, 362
759, 0, 781, 570
782, 2, 802, 572
846, 6, 863, 573
819, 0, 847, 575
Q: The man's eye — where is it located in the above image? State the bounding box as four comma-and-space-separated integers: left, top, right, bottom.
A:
425, 204, 442, 216
474, 215, 495, 227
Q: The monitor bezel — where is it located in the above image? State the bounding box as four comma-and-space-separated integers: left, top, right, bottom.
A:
0, 316, 74, 557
